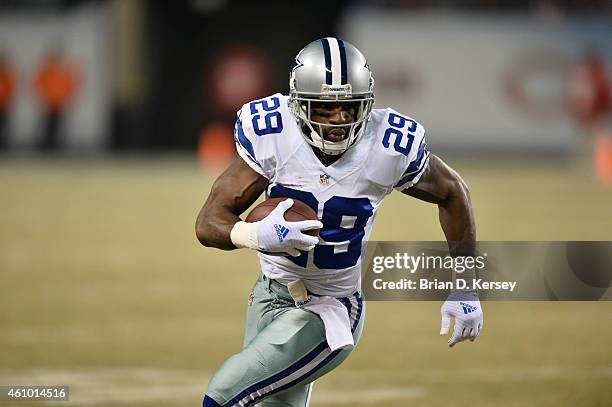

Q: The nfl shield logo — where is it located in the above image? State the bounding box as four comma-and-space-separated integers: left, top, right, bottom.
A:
319, 173, 330, 185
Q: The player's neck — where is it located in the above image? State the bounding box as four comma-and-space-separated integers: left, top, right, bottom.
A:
312, 147, 344, 166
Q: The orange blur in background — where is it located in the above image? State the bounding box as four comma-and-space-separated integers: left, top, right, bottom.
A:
34, 51, 80, 113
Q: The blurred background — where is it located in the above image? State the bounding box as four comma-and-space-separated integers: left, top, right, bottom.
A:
1, 1, 611, 406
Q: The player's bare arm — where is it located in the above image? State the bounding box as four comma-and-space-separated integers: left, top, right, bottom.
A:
196, 156, 322, 255
404, 154, 483, 347
403, 154, 476, 256
195, 156, 268, 250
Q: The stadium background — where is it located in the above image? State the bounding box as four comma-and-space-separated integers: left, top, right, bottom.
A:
0, 1, 611, 406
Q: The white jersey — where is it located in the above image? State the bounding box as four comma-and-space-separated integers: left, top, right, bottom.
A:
234, 93, 429, 297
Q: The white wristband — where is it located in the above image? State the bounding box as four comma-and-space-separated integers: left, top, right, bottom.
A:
230, 221, 259, 250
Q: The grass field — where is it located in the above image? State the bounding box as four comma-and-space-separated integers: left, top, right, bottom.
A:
1, 156, 611, 406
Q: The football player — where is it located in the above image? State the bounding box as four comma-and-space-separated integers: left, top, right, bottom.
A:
196, 37, 483, 407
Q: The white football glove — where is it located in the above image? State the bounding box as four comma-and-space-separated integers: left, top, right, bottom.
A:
230, 198, 322, 256
440, 290, 483, 347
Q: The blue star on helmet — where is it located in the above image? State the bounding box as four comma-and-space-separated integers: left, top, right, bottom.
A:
291, 58, 304, 72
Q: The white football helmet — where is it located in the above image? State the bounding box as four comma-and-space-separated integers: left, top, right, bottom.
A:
289, 37, 375, 156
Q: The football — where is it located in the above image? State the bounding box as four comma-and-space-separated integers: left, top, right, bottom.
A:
245, 197, 320, 236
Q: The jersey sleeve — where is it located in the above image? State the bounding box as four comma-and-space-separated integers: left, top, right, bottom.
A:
389, 110, 430, 191
393, 132, 430, 191
233, 101, 279, 180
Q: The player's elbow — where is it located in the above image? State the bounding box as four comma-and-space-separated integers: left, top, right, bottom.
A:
195, 212, 214, 247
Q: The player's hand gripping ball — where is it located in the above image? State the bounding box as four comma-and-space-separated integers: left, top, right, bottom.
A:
245, 198, 321, 256
246, 198, 320, 237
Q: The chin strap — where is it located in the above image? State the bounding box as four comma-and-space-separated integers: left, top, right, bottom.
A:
310, 130, 347, 156
308, 120, 357, 156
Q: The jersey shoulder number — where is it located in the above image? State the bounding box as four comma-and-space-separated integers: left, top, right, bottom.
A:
366, 107, 430, 190
234, 93, 290, 179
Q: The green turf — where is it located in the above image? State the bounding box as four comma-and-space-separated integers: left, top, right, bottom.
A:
0, 157, 610, 406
